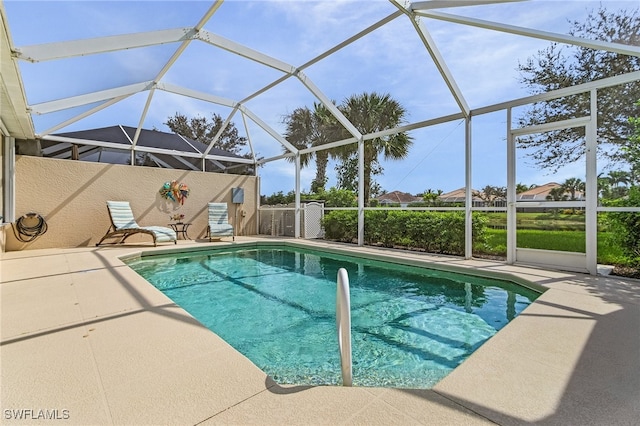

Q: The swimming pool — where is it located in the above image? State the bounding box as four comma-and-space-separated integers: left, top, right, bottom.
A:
126, 245, 541, 388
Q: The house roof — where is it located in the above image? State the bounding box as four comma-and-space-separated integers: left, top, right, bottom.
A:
438, 188, 483, 203
517, 182, 585, 201
376, 191, 421, 204
42, 125, 243, 172
517, 182, 561, 200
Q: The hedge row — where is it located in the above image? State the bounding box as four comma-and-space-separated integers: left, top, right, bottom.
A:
604, 187, 640, 266
321, 210, 488, 256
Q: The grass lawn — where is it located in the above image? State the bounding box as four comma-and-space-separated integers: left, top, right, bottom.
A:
483, 212, 588, 231
478, 228, 627, 265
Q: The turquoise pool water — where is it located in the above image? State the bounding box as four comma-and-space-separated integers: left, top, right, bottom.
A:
126, 246, 540, 388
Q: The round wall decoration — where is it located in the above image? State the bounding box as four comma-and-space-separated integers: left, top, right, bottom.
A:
159, 180, 190, 205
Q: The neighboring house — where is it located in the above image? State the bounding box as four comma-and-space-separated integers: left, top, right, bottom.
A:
436, 183, 585, 208
438, 188, 486, 207
518, 182, 585, 201
376, 191, 422, 207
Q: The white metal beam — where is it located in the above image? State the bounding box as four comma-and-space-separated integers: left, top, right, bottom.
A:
238, 11, 403, 106
118, 125, 136, 165
203, 153, 254, 164
41, 135, 255, 164
238, 105, 298, 154
297, 112, 465, 157
598, 207, 640, 213
144, 153, 173, 169
177, 133, 227, 171
295, 153, 301, 238
196, 29, 296, 74
473, 71, 640, 117
30, 81, 153, 114
39, 94, 132, 136
157, 82, 237, 108
26, 1, 225, 137
76, 145, 102, 160
511, 116, 590, 136
15, 28, 196, 63
45, 144, 99, 159
210, 159, 228, 171
176, 133, 199, 153
132, 87, 156, 148
364, 112, 466, 141
506, 108, 516, 264
257, 153, 294, 165
464, 116, 472, 259
417, 10, 640, 58
300, 137, 359, 156
357, 137, 365, 246
170, 154, 201, 171
400, 111, 470, 133
239, 75, 292, 105
240, 111, 256, 164
515, 201, 587, 209
202, 107, 238, 157
193, 0, 225, 30
296, 70, 362, 140
151, 5, 223, 86
586, 90, 598, 275
298, 10, 403, 70
391, 1, 470, 117
411, 0, 525, 11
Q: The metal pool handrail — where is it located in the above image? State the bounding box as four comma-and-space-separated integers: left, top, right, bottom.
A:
336, 268, 352, 386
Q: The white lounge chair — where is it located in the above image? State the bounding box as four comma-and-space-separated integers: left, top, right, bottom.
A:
207, 202, 234, 241
96, 201, 177, 246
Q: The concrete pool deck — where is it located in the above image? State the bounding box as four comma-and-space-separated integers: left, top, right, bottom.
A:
1, 237, 638, 425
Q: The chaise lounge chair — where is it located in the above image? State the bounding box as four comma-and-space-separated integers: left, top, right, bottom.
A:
207, 202, 234, 241
96, 201, 177, 246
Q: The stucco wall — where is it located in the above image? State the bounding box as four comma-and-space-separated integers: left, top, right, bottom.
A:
0, 137, 4, 225
5, 155, 258, 251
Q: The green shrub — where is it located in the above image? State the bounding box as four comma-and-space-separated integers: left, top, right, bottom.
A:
306, 188, 357, 208
322, 210, 488, 256
321, 210, 358, 242
604, 186, 640, 266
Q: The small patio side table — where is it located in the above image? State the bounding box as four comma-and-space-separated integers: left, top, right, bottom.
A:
168, 222, 192, 240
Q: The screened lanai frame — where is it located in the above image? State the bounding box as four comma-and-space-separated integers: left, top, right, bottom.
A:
2, 0, 639, 275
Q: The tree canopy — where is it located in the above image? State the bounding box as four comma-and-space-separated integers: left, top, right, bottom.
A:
626, 100, 640, 184
164, 112, 255, 174
282, 103, 335, 193
282, 92, 412, 204
516, 5, 640, 172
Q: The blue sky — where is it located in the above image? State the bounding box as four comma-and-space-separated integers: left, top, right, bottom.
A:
3, 0, 637, 196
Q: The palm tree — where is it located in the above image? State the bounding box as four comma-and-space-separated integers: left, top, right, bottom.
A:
473, 185, 506, 207
423, 188, 443, 205
282, 102, 336, 193
607, 170, 630, 188
561, 178, 585, 200
516, 183, 531, 194
546, 187, 568, 201
334, 92, 413, 204
597, 174, 612, 200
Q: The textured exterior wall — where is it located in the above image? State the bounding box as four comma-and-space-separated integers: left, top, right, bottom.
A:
0, 137, 4, 225
6, 155, 258, 251
0, 224, 6, 252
